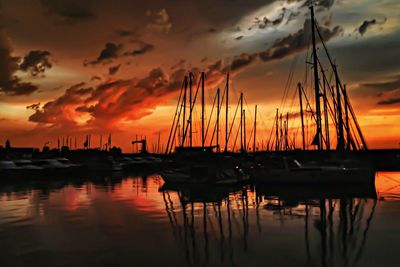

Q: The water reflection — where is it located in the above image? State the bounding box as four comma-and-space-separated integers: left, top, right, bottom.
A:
0, 172, 399, 266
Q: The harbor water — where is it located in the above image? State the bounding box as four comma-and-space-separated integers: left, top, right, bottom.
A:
0, 172, 399, 267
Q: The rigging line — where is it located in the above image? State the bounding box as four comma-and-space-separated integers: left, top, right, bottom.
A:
315, 20, 367, 148
279, 54, 298, 112
232, 121, 240, 152
204, 89, 218, 141
169, 96, 185, 153
301, 85, 328, 146
227, 96, 241, 142
165, 78, 185, 154
210, 84, 227, 146
182, 74, 202, 145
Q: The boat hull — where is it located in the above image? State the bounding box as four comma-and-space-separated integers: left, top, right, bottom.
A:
253, 168, 375, 184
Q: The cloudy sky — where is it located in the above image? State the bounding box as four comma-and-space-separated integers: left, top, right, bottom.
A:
0, 0, 399, 151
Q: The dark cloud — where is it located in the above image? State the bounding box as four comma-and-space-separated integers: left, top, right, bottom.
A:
116, 29, 136, 37
26, 103, 41, 111
40, 0, 96, 22
0, 30, 39, 95
377, 98, 400, 105
84, 43, 123, 65
357, 18, 387, 36
19, 50, 52, 76
124, 43, 154, 56
362, 75, 400, 92
254, 8, 285, 29
225, 54, 257, 73
108, 64, 121, 75
259, 19, 343, 61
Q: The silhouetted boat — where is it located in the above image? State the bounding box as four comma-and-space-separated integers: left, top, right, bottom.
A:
256, 182, 376, 200
253, 157, 375, 184
161, 165, 249, 185
117, 156, 162, 171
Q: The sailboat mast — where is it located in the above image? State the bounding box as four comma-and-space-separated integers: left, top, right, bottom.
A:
275, 109, 279, 151
334, 65, 345, 150
201, 72, 205, 148
254, 105, 257, 153
286, 112, 289, 150
243, 109, 246, 153
189, 73, 193, 148
298, 83, 306, 150
310, 5, 322, 150
182, 76, 187, 147
344, 85, 350, 150
322, 69, 330, 150
240, 92, 243, 152
216, 87, 220, 152
225, 73, 229, 152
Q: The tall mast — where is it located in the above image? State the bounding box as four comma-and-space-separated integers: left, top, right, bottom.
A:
243, 109, 246, 153
286, 112, 289, 150
225, 73, 229, 152
344, 85, 350, 150
253, 105, 257, 153
201, 72, 205, 148
280, 113, 283, 151
240, 92, 243, 152
298, 83, 306, 150
276, 115, 279, 150
322, 69, 330, 150
216, 87, 220, 151
189, 73, 193, 147
334, 65, 344, 150
310, 5, 322, 150
182, 76, 187, 147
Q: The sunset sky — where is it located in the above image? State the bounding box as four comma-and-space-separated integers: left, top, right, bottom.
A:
0, 0, 399, 152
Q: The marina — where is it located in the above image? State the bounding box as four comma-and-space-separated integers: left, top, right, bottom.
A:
0, 1, 399, 266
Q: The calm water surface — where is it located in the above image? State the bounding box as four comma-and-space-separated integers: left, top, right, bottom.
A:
1, 172, 400, 267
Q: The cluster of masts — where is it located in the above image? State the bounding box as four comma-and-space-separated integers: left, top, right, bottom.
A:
165, 72, 262, 154
272, 6, 367, 152
166, 6, 367, 154
51, 134, 113, 151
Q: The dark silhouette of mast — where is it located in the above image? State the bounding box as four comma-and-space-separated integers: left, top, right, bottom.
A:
322, 70, 330, 150
334, 65, 345, 150
310, 5, 323, 150
189, 73, 193, 148
216, 88, 220, 151
225, 74, 229, 152
254, 105, 257, 152
243, 109, 246, 153
298, 83, 306, 150
182, 76, 187, 147
275, 109, 279, 151
240, 92, 243, 152
344, 85, 351, 150
201, 72, 205, 148
285, 112, 289, 150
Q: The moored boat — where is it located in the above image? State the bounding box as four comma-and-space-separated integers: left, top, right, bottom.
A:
253, 156, 375, 184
